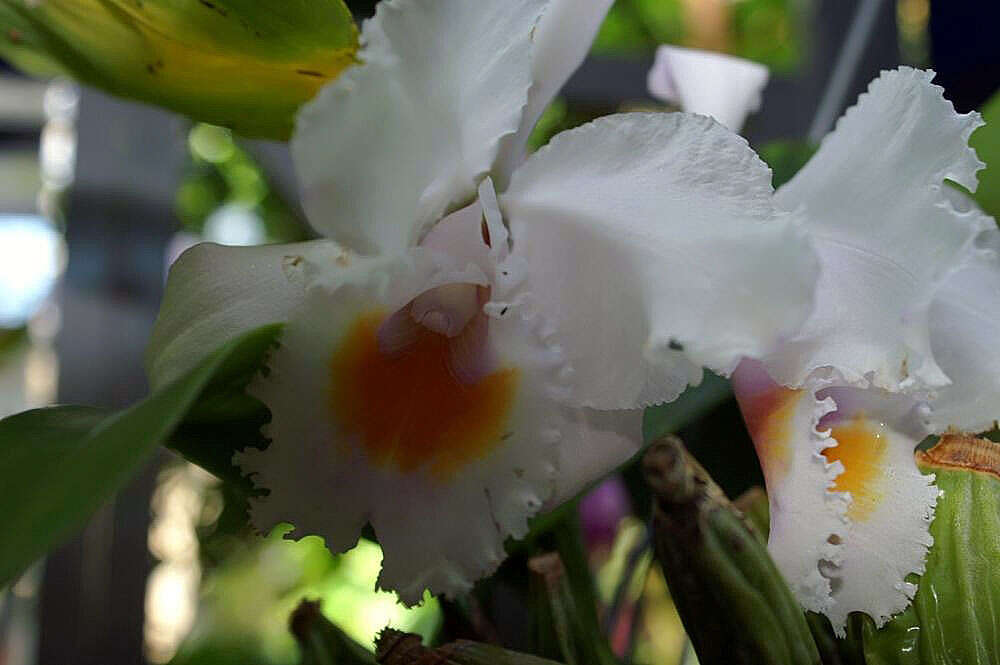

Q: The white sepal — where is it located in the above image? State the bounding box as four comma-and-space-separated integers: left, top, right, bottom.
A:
765, 68, 991, 393
494, 0, 615, 183
292, 0, 546, 255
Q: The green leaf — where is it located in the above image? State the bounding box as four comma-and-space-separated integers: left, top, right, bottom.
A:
0, 0, 358, 139
758, 140, 818, 190
970, 90, 1000, 221
0, 323, 280, 587
852, 434, 1000, 664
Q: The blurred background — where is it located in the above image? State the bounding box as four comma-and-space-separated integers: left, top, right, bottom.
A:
0, 0, 997, 663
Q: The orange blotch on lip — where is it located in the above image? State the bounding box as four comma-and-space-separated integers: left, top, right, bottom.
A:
328, 311, 518, 479
823, 415, 888, 521
738, 387, 802, 484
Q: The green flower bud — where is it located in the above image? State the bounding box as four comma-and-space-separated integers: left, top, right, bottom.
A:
643, 435, 822, 665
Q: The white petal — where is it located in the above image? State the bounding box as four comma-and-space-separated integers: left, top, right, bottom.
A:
929, 231, 1000, 433
732, 360, 846, 615
239, 248, 614, 604
493, 0, 615, 184
733, 360, 938, 634
548, 407, 643, 507
500, 112, 819, 409
292, 0, 545, 255
766, 68, 992, 393
647, 45, 769, 131
145, 239, 346, 391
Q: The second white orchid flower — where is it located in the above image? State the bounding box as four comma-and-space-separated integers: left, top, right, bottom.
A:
651, 48, 998, 633
147, 0, 818, 603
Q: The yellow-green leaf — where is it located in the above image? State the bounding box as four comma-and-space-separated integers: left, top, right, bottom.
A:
0, 0, 358, 139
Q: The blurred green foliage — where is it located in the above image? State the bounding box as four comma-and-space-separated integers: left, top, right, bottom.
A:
176, 124, 311, 243
970, 90, 1000, 221
758, 140, 818, 189
527, 99, 611, 154
593, 0, 804, 73
171, 531, 440, 665
592, 0, 685, 56
0, 326, 26, 360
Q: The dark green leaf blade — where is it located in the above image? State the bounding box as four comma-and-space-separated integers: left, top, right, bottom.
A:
0, 323, 280, 587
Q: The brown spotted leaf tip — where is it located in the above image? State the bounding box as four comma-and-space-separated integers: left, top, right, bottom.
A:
917, 432, 1000, 479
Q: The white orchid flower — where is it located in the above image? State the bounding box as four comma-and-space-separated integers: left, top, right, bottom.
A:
716, 69, 995, 633
147, 0, 819, 604
647, 44, 769, 131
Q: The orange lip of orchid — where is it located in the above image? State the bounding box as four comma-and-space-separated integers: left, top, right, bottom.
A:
823, 414, 888, 521
328, 310, 520, 479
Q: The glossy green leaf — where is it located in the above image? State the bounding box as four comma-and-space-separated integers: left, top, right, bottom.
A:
0, 0, 358, 139
852, 434, 1000, 664
0, 324, 280, 587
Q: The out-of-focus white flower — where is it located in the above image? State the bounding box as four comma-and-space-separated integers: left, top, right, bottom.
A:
647, 44, 769, 131
727, 68, 995, 634
146, 0, 818, 604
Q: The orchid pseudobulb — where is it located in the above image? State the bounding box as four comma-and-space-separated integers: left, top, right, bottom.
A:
147, 0, 818, 603
652, 50, 998, 633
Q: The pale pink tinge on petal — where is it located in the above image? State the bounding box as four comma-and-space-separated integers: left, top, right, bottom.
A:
410, 282, 482, 338
732, 358, 801, 488
420, 200, 492, 276
377, 305, 423, 357
447, 309, 493, 385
